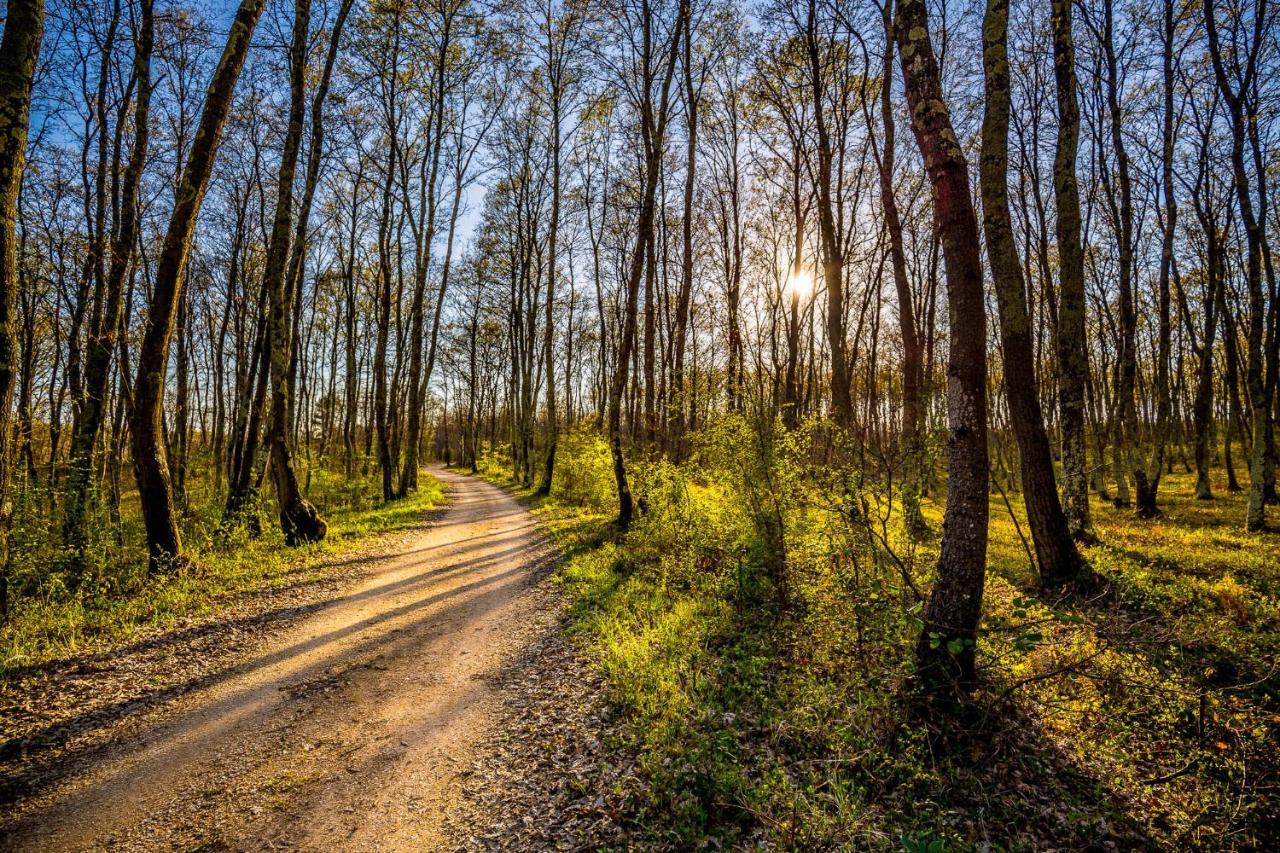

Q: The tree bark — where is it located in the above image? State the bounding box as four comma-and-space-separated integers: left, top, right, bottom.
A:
668, 12, 698, 460
874, 0, 925, 528
979, 0, 1083, 587
897, 0, 990, 691
1094, 0, 1138, 508
1135, 0, 1177, 518
1205, 0, 1270, 531
64, 0, 152, 571
538, 16, 569, 495
1050, 0, 1092, 541
607, 0, 687, 529
131, 0, 266, 572
262, 0, 326, 546
0, 0, 44, 616
804, 0, 852, 428
374, 9, 402, 502
398, 5, 454, 498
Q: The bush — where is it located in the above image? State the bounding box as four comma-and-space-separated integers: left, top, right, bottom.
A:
551, 427, 617, 512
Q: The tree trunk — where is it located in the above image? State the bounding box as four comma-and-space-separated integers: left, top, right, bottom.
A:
63, 0, 152, 571
897, 0, 990, 691
374, 10, 401, 503
1095, 0, 1138, 508
262, 0, 326, 546
668, 15, 698, 460
979, 0, 1083, 587
398, 8, 453, 498
1182, 92, 1225, 502
874, 0, 925, 530
1050, 0, 1092, 541
607, 0, 686, 529
1135, 0, 1177, 518
0, 0, 44, 616
538, 45, 565, 495
131, 0, 266, 572
1205, 0, 1270, 531
804, 0, 852, 428
1221, 286, 1244, 492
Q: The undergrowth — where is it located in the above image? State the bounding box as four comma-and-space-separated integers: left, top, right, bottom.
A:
1, 464, 444, 676
481, 420, 1278, 850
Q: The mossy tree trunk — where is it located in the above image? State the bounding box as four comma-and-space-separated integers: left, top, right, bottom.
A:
0, 0, 45, 614
979, 0, 1084, 587
896, 0, 991, 691
1050, 0, 1092, 541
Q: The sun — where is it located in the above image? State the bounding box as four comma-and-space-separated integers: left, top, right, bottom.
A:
785, 268, 813, 300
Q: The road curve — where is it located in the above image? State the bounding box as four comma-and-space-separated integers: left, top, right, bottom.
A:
5, 466, 551, 851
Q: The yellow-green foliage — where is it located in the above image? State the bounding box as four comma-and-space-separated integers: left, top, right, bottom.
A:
552, 428, 617, 512
1, 468, 444, 676
515, 424, 1279, 849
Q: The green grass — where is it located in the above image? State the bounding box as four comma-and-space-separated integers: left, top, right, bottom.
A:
1, 468, 444, 677
479, 427, 1279, 849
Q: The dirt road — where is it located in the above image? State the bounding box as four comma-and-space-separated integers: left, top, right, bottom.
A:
3, 467, 554, 851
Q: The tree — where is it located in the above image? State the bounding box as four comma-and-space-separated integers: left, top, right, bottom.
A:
1134, 0, 1180, 518
131, 0, 267, 571
262, 0, 327, 546
1050, 0, 1092, 541
979, 0, 1083, 586
896, 0, 990, 690
536, 0, 585, 494
63, 0, 155, 571
862, 0, 926, 530
605, 0, 688, 529
1184, 84, 1226, 501
801, 0, 852, 428
1204, 0, 1274, 532
0, 0, 45, 614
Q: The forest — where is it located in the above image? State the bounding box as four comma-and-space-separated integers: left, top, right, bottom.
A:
0, 0, 1277, 848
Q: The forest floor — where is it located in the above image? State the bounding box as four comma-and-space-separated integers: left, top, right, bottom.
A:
0, 466, 624, 851
470, 432, 1279, 849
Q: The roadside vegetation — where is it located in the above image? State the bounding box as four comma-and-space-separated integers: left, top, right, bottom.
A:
1, 467, 443, 676
480, 425, 1277, 849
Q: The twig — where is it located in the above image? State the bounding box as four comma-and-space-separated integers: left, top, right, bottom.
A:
993, 477, 1038, 580
995, 645, 1109, 702
1141, 757, 1199, 786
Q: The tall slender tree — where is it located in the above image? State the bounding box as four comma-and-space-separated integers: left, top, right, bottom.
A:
979, 0, 1083, 586
131, 0, 267, 571
896, 0, 990, 689
0, 0, 45, 614
64, 0, 155, 571
262, 0, 327, 545
1050, 0, 1092, 541
1134, 0, 1179, 518
606, 0, 688, 529
1205, 0, 1272, 532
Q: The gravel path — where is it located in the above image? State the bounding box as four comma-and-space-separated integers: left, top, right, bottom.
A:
1, 466, 569, 851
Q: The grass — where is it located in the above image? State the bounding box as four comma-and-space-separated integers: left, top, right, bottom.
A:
478, 427, 1279, 849
1, 466, 445, 677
